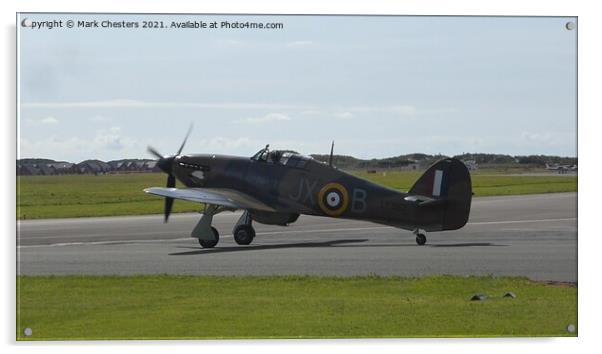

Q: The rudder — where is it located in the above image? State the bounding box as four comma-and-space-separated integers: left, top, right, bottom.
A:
409, 158, 472, 231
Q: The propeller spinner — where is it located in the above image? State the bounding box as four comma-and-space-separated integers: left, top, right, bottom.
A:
147, 124, 193, 222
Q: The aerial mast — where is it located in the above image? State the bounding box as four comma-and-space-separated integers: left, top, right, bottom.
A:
328, 141, 334, 167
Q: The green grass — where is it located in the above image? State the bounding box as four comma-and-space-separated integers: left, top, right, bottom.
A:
354, 171, 577, 197
16, 275, 577, 340
16, 171, 577, 220
17, 173, 199, 219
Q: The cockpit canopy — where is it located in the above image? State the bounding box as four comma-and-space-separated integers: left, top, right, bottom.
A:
251, 145, 312, 168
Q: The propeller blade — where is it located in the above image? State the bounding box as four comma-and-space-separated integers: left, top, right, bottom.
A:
164, 197, 174, 223
167, 174, 176, 188
147, 146, 163, 159
176, 123, 194, 155
163, 174, 176, 222
152, 125, 192, 223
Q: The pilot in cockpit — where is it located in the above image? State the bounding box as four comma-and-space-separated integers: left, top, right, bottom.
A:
270, 150, 283, 163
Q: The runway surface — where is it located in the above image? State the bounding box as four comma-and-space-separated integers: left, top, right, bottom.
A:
17, 193, 577, 281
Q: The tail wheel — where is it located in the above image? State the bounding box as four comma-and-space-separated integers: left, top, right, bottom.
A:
234, 224, 255, 245
199, 227, 219, 248
415, 233, 427, 246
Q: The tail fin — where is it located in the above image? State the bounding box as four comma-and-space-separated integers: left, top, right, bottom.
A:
409, 158, 472, 231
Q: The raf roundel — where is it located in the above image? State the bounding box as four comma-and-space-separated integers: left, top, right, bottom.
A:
326, 191, 341, 207
318, 182, 349, 216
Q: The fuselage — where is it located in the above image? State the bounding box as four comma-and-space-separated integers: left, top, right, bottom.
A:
170, 153, 442, 231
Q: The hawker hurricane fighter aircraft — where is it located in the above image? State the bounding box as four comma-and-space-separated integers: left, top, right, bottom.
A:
145, 132, 472, 247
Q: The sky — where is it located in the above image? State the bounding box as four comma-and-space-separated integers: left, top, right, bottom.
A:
17, 14, 577, 162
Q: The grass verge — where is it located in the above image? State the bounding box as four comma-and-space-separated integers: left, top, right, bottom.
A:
16, 275, 577, 340
16, 171, 577, 220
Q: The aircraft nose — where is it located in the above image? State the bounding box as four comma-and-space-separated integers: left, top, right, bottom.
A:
157, 156, 176, 175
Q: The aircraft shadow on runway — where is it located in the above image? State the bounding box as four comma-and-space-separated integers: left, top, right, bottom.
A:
428, 242, 507, 248
168, 239, 505, 256
169, 239, 370, 256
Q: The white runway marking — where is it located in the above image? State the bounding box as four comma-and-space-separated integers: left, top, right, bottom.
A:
468, 217, 576, 225
17, 217, 577, 249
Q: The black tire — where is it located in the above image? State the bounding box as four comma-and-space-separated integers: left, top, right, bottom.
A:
234, 224, 255, 245
198, 227, 219, 248
415, 233, 427, 246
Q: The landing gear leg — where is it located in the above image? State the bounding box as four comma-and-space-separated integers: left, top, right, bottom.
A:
233, 211, 256, 245
192, 204, 221, 248
413, 228, 427, 246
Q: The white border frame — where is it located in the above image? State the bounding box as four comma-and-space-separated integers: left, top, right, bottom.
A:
4, 1, 598, 353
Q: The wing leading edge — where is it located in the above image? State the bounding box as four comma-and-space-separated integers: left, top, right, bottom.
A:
143, 187, 276, 212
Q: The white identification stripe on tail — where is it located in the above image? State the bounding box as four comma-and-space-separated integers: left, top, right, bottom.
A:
432, 169, 443, 197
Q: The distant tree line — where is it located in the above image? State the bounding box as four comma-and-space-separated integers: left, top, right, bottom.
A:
514, 155, 578, 166
313, 153, 576, 170
17, 158, 160, 176
17, 152, 578, 176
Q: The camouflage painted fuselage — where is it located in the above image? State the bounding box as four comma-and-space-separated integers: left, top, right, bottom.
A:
171, 154, 471, 232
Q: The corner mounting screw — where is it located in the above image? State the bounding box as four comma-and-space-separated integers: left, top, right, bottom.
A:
567, 324, 576, 333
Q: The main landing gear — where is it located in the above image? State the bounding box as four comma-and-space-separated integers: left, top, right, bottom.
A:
233, 211, 255, 245
192, 207, 257, 248
192, 204, 222, 249
199, 227, 219, 248
413, 228, 427, 246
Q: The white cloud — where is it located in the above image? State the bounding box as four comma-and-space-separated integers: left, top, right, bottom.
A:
299, 110, 322, 116
334, 112, 353, 120
20, 101, 425, 121
241, 113, 292, 124
189, 137, 321, 156
521, 131, 553, 143
21, 100, 308, 110
350, 105, 418, 116
19, 126, 140, 161
94, 127, 126, 150
294, 105, 420, 119
40, 116, 58, 124
89, 115, 110, 122
519, 131, 574, 149
197, 137, 255, 151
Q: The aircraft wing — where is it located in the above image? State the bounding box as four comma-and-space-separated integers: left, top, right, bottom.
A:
144, 187, 276, 212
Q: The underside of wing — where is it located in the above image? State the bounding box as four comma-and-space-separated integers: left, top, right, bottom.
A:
143, 187, 276, 212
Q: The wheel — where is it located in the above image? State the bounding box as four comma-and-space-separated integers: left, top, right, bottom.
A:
234, 224, 255, 245
415, 233, 427, 246
198, 226, 219, 248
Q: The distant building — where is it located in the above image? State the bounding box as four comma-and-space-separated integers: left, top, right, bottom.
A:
17, 158, 162, 176
76, 160, 111, 174
75, 162, 96, 174
18, 164, 39, 176
145, 160, 160, 172
96, 161, 111, 172
133, 161, 147, 171
120, 161, 135, 172
462, 160, 479, 170
48, 162, 74, 175
37, 165, 56, 175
